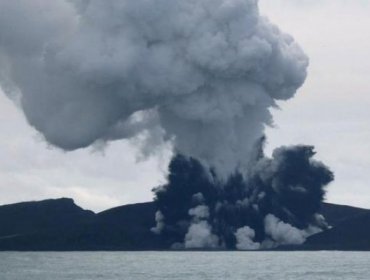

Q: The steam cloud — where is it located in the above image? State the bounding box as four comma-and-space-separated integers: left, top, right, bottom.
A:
0, 0, 333, 249
0, 0, 307, 177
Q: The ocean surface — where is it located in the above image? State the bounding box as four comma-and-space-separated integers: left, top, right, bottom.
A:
1, 251, 369, 280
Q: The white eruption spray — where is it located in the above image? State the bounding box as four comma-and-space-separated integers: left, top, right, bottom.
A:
184, 204, 219, 249
0, 0, 332, 250
0, 0, 307, 178
235, 226, 260, 250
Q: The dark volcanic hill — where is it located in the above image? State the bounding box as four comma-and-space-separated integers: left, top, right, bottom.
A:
0, 198, 94, 237
0, 198, 94, 250
320, 202, 370, 227
77, 202, 162, 250
0, 199, 161, 251
304, 205, 370, 250
0, 198, 369, 251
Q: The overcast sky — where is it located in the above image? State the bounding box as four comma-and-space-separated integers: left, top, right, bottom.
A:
0, 0, 369, 212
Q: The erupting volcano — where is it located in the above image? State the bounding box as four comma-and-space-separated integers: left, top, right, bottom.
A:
0, 0, 333, 250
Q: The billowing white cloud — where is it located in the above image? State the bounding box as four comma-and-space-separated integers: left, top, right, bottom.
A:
0, 0, 308, 179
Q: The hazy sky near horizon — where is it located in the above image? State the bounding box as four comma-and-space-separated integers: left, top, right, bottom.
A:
0, 0, 369, 212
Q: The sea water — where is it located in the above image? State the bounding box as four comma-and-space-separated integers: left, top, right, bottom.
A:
1, 251, 369, 280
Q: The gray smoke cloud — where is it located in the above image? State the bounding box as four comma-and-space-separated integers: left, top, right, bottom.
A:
153, 145, 333, 250
0, 0, 308, 178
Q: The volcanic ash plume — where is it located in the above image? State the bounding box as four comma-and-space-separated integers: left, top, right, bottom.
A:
0, 0, 333, 249
153, 144, 333, 249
